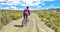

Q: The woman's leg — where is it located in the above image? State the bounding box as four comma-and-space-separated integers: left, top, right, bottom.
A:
25, 14, 28, 26
24, 13, 28, 19
26, 14, 28, 19
23, 13, 25, 19
23, 13, 28, 26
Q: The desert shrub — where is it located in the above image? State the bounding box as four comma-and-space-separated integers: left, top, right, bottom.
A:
36, 10, 60, 32
0, 10, 22, 28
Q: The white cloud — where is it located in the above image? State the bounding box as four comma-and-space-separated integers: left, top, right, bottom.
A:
8, 6, 19, 10
0, 0, 55, 6
37, 6, 41, 8
20, 8, 26, 10
0, 0, 5, 2
20, 0, 54, 6
0, 7, 9, 9
42, 3, 45, 5
0, 0, 55, 10
44, 0, 54, 1
19, 0, 42, 6
0, 6, 18, 10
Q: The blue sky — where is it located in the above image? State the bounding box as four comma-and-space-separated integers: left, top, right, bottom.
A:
0, 0, 60, 10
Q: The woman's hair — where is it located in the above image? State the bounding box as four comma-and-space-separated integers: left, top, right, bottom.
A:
27, 6, 29, 8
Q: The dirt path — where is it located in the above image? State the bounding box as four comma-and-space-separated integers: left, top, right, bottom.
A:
0, 13, 55, 32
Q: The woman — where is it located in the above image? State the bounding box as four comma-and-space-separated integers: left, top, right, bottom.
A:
23, 6, 30, 19
14, 6, 30, 27
22, 6, 30, 27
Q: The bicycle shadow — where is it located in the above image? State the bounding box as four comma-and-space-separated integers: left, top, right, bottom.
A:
14, 19, 29, 27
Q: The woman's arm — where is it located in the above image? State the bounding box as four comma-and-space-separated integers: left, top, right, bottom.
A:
28, 9, 30, 15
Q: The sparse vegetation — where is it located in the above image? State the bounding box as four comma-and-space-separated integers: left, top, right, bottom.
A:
36, 10, 60, 32
0, 10, 60, 32
31, 10, 60, 32
0, 10, 22, 28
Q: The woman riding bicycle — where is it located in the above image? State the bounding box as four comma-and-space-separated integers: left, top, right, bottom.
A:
23, 6, 30, 20
22, 6, 30, 27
